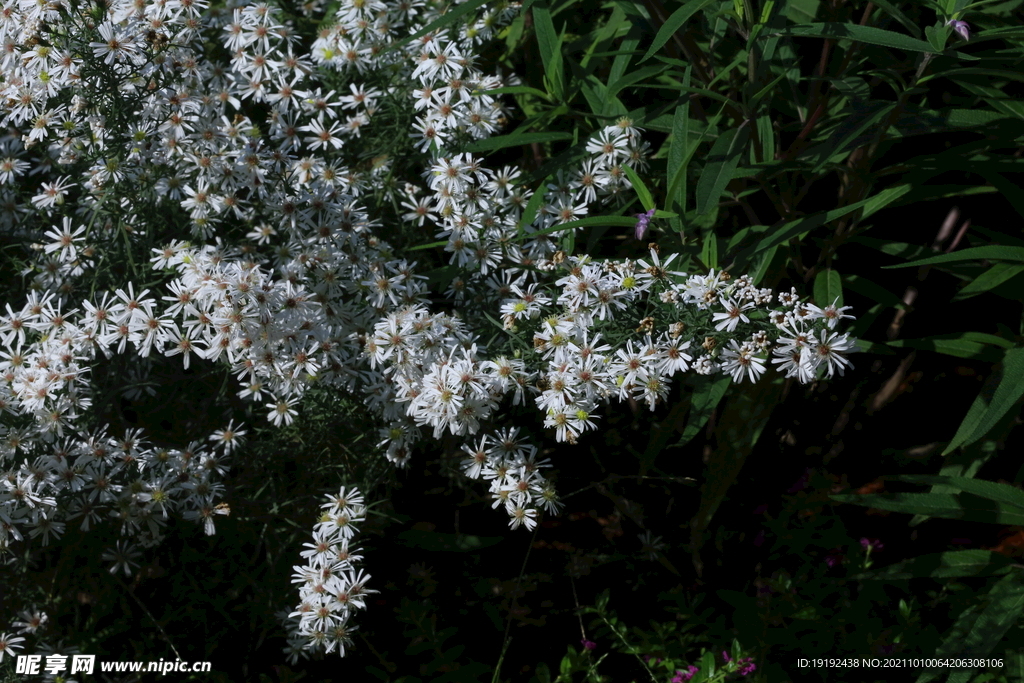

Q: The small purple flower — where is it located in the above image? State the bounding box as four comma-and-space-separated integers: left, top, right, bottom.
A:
947, 19, 970, 41
738, 658, 757, 676
634, 208, 655, 240
672, 666, 699, 682
722, 650, 731, 662
860, 537, 883, 552
581, 639, 597, 651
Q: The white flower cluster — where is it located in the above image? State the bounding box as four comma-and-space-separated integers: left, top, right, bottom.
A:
460, 426, 561, 532
423, 119, 651, 297
2, 0, 542, 548
518, 255, 858, 439
0, 290, 237, 550
363, 249, 857, 528
0, 0, 862, 668
0, 608, 53, 665
0, 0, 520, 553
286, 486, 375, 660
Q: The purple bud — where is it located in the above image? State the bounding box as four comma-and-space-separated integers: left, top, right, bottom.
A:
947, 19, 970, 41
581, 639, 597, 651
634, 208, 656, 240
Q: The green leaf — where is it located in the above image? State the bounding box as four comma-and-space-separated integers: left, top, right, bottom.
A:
668, 104, 729, 217
667, 71, 692, 214
955, 263, 1024, 301
746, 196, 876, 259
830, 491, 1024, 525
851, 550, 1015, 581
861, 184, 914, 219
561, 223, 575, 254
910, 442, 997, 527
887, 334, 1012, 362
750, 244, 779, 286
462, 131, 572, 153
925, 571, 1024, 680
956, 82, 1024, 121
639, 0, 718, 63
842, 273, 908, 310
892, 475, 1024, 509
699, 233, 718, 270
607, 64, 670, 99
486, 85, 552, 99
518, 178, 549, 230
917, 604, 985, 683
870, 0, 923, 38
924, 22, 950, 52
851, 236, 930, 262
700, 649, 717, 677
695, 126, 750, 215
784, 0, 820, 21
608, 38, 639, 86
881, 245, 1024, 269
813, 268, 843, 308
533, 4, 564, 100
755, 114, 775, 162
676, 376, 731, 448
829, 76, 870, 101
406, 240, 449, 252
804, 101, 895, 173
944, 347, 1024, 454
579, 74, 612, 117
773, 22, 938, 53
1006, 649, 1024, 682
560, 653, 572, 677
621, 164, 654, 211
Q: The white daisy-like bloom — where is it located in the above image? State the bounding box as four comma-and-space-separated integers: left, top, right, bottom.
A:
807, 330, 856, 378
289, 485, 375, 657
713, 297, 756, 332
720, 340, 767, 384
0, 632, 26, 663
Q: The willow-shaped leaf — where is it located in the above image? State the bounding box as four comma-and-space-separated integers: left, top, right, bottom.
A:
851, 550, 1015, 581
773, 22, 936, 53
695, 126, 749, 215
639, 0, 718, 64
813, 268, 843, 307
944, 347, 1024, 454
882, 245, 1024, 269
